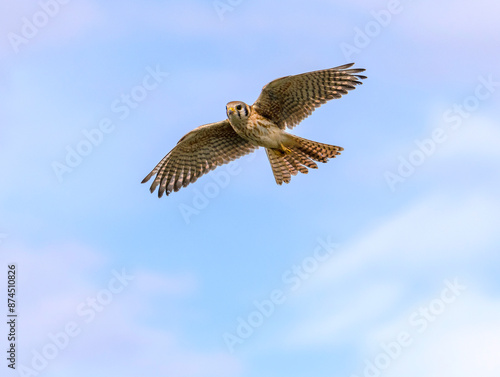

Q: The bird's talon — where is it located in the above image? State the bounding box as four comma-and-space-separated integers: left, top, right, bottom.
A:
280, 144, 292, 154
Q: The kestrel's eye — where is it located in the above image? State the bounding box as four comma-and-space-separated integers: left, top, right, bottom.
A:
236, 104, 242, 111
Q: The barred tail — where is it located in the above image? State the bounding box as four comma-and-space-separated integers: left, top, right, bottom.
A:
265, 135, 343, 185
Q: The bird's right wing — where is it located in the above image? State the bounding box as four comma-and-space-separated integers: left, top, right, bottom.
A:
142, 119, 258, 197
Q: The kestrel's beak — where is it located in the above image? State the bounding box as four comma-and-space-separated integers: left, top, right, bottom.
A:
227, 107, 235, 115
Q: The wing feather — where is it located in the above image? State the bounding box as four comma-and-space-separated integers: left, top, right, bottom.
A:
252, 63, 366, 129
142, 119, 258, 197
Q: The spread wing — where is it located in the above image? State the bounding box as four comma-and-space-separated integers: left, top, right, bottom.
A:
142, 120, 258, 197
252, 63, 366, 130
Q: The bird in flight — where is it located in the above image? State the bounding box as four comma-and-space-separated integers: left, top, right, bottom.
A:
142, 63, 366, 197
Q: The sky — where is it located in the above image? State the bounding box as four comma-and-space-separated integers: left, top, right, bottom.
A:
1, 0, 500, 376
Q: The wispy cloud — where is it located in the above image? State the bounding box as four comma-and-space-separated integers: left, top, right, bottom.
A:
273, 191, 500, 349
11, 242, 239, 377
382, 293, 500, 377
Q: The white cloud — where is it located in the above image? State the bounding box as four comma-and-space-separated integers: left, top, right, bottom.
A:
315, 192, 499, 283
382, 293, 500, 377
436, 116, 500, 161
285, 282, 404, 347
276, 190, 499, 350
5, 242, 240, 377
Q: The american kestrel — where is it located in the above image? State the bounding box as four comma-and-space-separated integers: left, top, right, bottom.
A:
142, 63, 366, 197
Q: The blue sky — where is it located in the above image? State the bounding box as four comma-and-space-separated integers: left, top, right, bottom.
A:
1, 0, 500, 376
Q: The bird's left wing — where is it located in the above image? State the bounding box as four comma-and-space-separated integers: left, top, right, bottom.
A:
252, 63, 366, 130
142, 119, 258, 197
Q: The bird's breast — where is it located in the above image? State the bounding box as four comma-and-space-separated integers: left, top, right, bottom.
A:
230, 114, 283, 149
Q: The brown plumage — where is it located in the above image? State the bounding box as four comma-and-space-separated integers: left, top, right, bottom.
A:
142, 120, 258, 198
265, 135, 343, 184
142, 63, 366, 197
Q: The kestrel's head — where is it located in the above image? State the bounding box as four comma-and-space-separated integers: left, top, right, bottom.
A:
226, 101, 250, 122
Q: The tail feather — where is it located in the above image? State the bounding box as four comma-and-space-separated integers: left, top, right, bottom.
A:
282, 155, 299, 176
266, 149, 290, 184
284, 153, 308, 174
266, 135, 343, 185
290, 148, 318, 169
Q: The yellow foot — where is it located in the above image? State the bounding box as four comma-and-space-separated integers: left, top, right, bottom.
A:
280, 143, 292, 154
